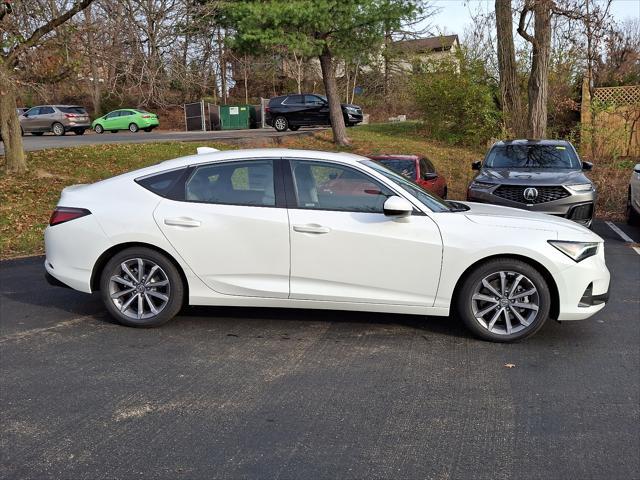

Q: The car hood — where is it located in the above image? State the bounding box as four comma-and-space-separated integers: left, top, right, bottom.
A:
475, 168, 590, 185
460, 201, 601, 240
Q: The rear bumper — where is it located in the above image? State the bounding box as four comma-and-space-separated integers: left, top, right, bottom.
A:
64, 122, 91, 130
45, 270, 71, 289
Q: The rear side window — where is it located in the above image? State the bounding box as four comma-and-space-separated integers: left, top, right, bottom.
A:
136, 168, 187, 198
185, 160, 275, 207
59, 106, 87, 114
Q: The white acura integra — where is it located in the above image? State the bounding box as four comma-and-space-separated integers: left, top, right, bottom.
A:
44, 148, 610, 342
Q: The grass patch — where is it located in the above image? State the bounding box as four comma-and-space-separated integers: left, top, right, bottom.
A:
0, 123, 631, 259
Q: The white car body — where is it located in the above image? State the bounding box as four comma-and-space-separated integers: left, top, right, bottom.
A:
45, 148, 610, 331
629, 163, 640, 220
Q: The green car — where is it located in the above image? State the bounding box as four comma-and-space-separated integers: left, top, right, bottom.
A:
92, 109, 159, 134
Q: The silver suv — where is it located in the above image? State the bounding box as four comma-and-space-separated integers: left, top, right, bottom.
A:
19, 105, 91, 136
467, 139, 596, 227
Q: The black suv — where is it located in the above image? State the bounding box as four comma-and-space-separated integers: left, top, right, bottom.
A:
265, 94, 363, 132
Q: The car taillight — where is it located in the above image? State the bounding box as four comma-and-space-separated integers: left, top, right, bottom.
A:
49, 207, 91, 226
265, 107, 270, 113
64, 113, 79, 118
142, 114, 151, 118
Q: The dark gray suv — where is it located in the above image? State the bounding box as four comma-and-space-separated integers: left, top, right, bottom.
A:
467, 139, 596, 227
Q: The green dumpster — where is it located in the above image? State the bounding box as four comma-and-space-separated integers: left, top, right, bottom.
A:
220, 105, 251, 130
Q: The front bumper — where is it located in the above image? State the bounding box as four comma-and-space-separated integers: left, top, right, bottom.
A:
468, 187, 596, 225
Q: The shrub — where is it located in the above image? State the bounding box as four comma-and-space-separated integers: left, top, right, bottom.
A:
412, 52, 501, 146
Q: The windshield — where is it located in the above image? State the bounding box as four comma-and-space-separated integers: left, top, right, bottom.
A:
376, 159, 417, 180
485, 144, 581, 169
362, 160, 451, 212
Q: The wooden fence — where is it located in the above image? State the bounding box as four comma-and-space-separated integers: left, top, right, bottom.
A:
580, 80, 640, 159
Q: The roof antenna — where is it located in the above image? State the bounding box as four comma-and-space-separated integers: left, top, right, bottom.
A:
197, 147, 219, 155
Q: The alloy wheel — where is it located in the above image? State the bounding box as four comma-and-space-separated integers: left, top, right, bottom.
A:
108, 258, 170, 320
274, 117, 287, 131
471, 270, 540, 335
52, 123, 64, 136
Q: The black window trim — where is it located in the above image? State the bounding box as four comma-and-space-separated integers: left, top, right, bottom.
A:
282, 157, 425, 215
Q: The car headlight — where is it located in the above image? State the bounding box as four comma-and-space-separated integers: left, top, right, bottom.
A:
346, 106, 359, 113
470, 181, 494, 189
548, 240, 599, 262
567, 183, 594, 192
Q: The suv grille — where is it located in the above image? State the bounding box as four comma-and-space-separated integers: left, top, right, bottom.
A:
493, 185, 570, 204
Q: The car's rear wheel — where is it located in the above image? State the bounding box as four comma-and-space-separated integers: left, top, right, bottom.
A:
455, 259, 550, 342
32, 132, 44, 136
289, 125, 300, 131
273, 116, 288, 132
627, 187, 640, 226
94, 124, 104, 134
129, 123, 139, 133
100, 247, 184, 327
52, 122, 65, 136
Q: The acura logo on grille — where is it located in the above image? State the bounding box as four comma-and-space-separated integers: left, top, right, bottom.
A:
523, 187, 539, 201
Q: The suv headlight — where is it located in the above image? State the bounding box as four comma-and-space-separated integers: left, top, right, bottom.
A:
470, 180, 494, 189
567, 183, 594, 192
548, 240, 599, 262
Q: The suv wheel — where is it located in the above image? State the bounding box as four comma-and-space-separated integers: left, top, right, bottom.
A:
273, 116, 288, 132
129, 123, 139, 133
455, 259, 550, 342
52, 122, 65, 136
100, 247, 184, 327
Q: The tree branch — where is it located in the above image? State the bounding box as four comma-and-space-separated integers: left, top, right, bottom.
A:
517, 2, 535, 45
6, 0, 95, 65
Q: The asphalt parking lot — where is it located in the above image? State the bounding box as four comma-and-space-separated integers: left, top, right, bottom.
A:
0, 128, 325, 154
1, 220, 638, 480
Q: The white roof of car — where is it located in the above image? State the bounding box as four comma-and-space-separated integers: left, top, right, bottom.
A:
154, 148, 368, 172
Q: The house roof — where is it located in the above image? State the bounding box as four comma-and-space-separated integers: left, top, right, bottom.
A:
391, 35, 459, 54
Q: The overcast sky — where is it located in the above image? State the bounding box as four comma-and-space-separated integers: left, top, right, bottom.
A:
429, 0, 639, 36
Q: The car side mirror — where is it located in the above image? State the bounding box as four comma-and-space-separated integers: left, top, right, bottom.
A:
634, 163, 640, 173
422, 172, 438, 181
582, 161, 593, 171
472, 161, 482, 170
383, 196, 413, 218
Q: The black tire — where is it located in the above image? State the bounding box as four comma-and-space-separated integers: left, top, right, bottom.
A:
455, 258, 550, 342
273, 116, 288, 132
52, 122, 65, 136
94, 124, 104, 134
129, 123, 139, 133
144, 127, 153, 132
99, 247, 184, 327
110, 130, 118, 133
32, 132, 44, 136
20, 127, 24, 137
289, 125, 300, 131
627, 188, 640, 226
73, 128, 86, 135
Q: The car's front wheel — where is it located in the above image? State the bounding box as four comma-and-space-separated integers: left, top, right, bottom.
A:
100, 247, 184, 327
273, 116, 288, 132
455, 259, 550, 342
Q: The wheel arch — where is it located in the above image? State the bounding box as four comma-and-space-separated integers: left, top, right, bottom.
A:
451, 253, 560, 320
90, 242, 189, 305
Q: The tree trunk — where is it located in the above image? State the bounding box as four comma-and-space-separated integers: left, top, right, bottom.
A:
84, 4, 100, 115
526, 0, 552, 138
0, 67, 27, 173
495, 0, 525, 137
319, 48, 350, 147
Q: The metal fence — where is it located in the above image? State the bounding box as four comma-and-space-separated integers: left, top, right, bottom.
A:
184, 101, 205, 132
184, 99, 270, 131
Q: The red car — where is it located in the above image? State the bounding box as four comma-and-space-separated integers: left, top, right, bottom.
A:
367, 154, 448, 198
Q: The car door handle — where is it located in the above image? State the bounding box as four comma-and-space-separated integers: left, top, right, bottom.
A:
293, 224, 331, 234
164, 217, 201, 228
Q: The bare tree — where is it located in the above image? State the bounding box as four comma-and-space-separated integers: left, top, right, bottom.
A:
496, 0, 525, 137
1, 0, 95, 173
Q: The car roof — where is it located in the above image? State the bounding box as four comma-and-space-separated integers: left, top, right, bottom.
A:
492, 139, 573, 147
131, 148, 370, 178
368, 154, 421, 161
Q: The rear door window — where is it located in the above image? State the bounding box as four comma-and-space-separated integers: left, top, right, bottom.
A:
40, 107, 55, 114
185, 160, 276, 207
305, 95, 325, 105
285, 95, 303, 105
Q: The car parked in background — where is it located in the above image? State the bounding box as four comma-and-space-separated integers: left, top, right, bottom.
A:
265, 94, 363, 132
16, 107, 29, 116
368, 154, 448, 198
19, 105, 90, 136
467, 139, 596, 227
92, 109, 159, 134
627, 163, 640, 225
45, 148, 610, 343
